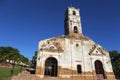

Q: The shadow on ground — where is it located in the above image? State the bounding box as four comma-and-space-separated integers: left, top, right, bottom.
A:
26, 68, 35, 74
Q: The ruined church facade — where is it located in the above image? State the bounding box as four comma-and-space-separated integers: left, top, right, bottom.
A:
36, 7, 115, 80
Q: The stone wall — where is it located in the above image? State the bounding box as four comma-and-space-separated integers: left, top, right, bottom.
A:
36, 66, 115, 80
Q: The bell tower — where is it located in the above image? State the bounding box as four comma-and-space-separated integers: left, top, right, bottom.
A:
64, 7, 82, 36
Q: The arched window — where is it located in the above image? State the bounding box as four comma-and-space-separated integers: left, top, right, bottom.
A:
73, 11, 76, 15
74, 26, 78, 33
77, 65, 82, 74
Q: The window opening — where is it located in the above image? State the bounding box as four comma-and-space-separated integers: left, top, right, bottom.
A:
73, 11, 76, 15
74, 26, 78, 33
76, 44, 79, 47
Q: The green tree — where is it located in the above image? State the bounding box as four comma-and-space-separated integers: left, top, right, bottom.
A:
31, 51, 37, 68
109, 50, 120, 79
0, 47, 16, 63
0, 46, 29, 65
22, 56, 29, 65
0, 47, 4, 62
9, 48, 20, 63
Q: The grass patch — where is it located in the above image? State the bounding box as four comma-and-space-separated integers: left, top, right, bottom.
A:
0, 66, 25, 80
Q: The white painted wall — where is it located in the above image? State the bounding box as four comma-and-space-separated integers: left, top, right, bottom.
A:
36, 37, 114, 73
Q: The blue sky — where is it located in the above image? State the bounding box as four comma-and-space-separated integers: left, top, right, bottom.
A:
0, 0, 120, 60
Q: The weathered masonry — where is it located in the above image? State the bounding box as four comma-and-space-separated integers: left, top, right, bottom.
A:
36, 7, 115, 80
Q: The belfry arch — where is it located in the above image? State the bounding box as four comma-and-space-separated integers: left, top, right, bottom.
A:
44, 57, 58, 77
95, 60, 106, 79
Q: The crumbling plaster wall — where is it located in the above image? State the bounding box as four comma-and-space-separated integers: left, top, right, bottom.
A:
36, 35, 114, 74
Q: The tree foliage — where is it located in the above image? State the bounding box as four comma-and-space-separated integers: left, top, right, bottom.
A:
31, 51, 37, 68
109, 50, 120, 79
0, 46, 29, 66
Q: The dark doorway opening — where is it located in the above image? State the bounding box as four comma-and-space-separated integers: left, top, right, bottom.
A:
95, 60, 106, 79
77, 65, 82, 74
44, 57, 58, 77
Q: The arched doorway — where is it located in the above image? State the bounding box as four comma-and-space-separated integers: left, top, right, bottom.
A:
95, 60, 106, 79
44, 57, 58, 77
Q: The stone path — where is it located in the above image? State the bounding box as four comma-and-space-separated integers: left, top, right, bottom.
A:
11, 70, 71, 80
11, 70, 108, 80
11, 70, 40, 80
